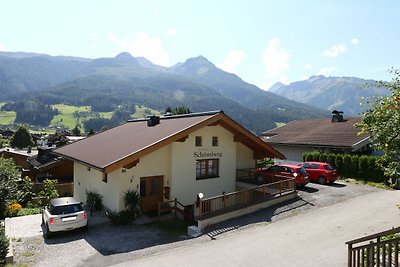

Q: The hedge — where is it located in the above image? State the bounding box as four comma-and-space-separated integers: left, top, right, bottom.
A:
302, 152, 386, 183
0, 227, 8, 265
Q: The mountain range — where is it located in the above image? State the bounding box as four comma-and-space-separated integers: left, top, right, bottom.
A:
0, 51, 386, 133
269, 75, 389, 116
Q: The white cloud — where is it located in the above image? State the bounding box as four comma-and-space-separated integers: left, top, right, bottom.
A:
166, 28, 177, 37
304, 63, 312, 69
217, 50, 246, 73
107, 31, 170, 66
321, 44, 347, 57
0, 44, 5, 51
351, 38, 359, 45
260, 38, 290, 90
317, 66, 337, 76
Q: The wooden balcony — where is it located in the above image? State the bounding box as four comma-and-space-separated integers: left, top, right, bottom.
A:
346, 226, 400, 266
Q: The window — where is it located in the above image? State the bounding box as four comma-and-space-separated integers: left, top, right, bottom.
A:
196, 159, 219, 180
195, 136, 202, 147
212, 136, 218, 146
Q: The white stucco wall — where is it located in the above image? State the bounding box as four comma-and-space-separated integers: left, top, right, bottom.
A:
118, 144, 171, 211
170, 125, 237, 205
74, 163, 121, 211
272, 145, 310, 163
236, 142, 255, 170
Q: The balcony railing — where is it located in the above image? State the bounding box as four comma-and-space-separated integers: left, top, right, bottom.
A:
346, 226, 400, 266
199, 176, 296, 220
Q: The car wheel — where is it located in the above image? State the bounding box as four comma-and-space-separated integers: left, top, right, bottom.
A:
44, 223, 52, 239
318, 176, 327, 185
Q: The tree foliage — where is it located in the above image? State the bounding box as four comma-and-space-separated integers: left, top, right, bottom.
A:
10, 126, 34, 149
0, 157, 19, 219
358, 69, 400, 182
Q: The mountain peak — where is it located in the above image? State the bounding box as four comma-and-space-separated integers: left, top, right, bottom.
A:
115, 52, 134, 60
184, 55, 215, 67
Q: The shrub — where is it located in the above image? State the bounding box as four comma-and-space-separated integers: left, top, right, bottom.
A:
319, 153, 328, 163
124, 189, 141, 218
38, 179, 59, 200
335, 154, 344, 175
6, 202, 22, 217
327, 154, 336, 167
351, 156, 360, 178
20, 176, 35, 206
86, 191, 103, 211
0, 227, 9, 265
343, 155, 352, 177
359, 156, 369, 180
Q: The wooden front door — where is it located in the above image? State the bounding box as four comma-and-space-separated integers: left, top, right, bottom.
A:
140, 176, 164, 213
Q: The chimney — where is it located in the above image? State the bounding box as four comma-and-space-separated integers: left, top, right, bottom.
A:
331, 110, 344, 122
147, 115, 160, 127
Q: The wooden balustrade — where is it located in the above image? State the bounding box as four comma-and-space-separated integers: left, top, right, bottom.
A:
346, 226, 400, 266
199, 177, 296, 220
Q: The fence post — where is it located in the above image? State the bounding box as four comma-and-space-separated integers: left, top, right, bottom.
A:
348, 243, 352, 267
199, 198, 203, 220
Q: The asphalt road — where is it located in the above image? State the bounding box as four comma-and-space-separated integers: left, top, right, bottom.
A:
113, 186, 400, 267
10, 181, 398, 267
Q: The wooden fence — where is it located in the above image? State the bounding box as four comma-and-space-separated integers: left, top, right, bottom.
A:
346, 226, 400, 267
199, 177, 296, 220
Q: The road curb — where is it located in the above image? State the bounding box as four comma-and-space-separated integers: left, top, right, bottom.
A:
4, 217, 13, 264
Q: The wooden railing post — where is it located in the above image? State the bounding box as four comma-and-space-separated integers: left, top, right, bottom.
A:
199, 198, 203, 220
348, 243, 352, 267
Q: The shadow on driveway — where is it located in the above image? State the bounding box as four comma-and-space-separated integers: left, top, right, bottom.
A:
205, 195, 314, 239
41, 212, 189, 256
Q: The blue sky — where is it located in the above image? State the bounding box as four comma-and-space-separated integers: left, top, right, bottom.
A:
1, 0, 399, 89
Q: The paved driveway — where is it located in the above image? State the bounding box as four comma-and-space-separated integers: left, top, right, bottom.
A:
9, 181, 395, 266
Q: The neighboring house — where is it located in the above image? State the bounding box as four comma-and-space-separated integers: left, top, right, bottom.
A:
26, 146, 73, 183
0, 148, 37, 170
53, 111, 284, 214
261, 112, 370, 162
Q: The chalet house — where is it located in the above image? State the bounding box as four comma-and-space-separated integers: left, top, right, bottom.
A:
0, 148, 36, 170
261, 112, 370, 162
26, 146, 73, 183
54, 111, 284, 214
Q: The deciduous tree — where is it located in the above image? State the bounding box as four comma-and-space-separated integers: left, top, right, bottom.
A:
358, 68, 400, 184
10, 126, 34, 149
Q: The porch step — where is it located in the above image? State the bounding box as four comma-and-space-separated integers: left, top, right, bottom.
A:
187, 225, 201, 237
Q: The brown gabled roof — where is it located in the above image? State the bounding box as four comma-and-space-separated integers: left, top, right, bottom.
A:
54, 111, 284, 174
261, 117, 370, 149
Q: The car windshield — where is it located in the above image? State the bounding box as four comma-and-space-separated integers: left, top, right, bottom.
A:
324, 165, 335, 171
50, 204, 83, 215
298, 167, 308, 175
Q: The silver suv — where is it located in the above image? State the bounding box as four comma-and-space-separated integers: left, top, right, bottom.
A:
42, 197, 88, 238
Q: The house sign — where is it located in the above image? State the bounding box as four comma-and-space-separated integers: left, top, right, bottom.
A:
193, 151, 223, 158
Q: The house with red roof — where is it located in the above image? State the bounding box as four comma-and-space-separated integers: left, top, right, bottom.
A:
54, 111, 284, 215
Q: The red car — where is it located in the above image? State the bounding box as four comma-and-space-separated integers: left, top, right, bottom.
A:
258, 164, 309, 187
300, 162, 338, 184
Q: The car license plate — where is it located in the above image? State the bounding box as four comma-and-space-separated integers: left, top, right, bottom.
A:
62, 216, 76, 222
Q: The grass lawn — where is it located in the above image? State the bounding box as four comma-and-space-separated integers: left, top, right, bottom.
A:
133, 105, 161, 119
0, 101, 16, 125
0, 110, 16, 125
51, 104, 91, 129
275, 122, 286, 127
340, 177, 392, 190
